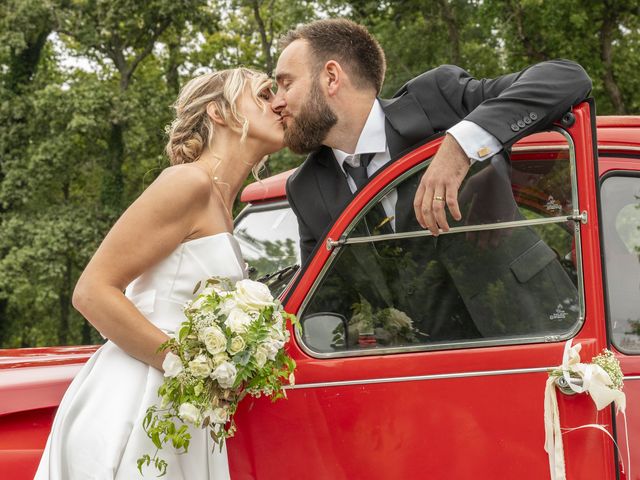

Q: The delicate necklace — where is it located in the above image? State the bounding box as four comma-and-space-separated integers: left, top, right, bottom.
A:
207, 154, 233, 219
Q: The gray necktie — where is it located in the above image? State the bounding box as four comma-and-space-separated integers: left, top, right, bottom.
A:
343, 153, 374, 191
343, 153, 393, 234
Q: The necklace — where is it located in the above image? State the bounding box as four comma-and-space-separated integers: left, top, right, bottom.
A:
211, 180, 233, 219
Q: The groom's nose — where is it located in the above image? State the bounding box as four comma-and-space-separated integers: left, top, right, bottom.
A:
271, 91, 285, 114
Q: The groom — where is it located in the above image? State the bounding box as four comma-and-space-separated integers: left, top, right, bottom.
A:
272, 18, 591, 264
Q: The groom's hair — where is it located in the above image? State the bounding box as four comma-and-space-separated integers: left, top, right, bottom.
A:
279, 19, 386, 94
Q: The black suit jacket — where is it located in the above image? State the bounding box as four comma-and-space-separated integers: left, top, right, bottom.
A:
286, 60, 592, 263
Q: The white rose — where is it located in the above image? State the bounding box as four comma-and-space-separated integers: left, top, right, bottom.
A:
210, 407, 230, 425
200, 326, 227, 355
254, 347, 268, 369
226, 308, 253, 334
289, 372, 295, 386
234, 279, 274, 310
188, 354, 212, 378
263, 339, 281, 361
218, 297, 238, 316
178, 402, 201, 425
162, 351, 183, 377
227, 335, 246, 356
211, 352, 229, 367
211, 361, 238, 389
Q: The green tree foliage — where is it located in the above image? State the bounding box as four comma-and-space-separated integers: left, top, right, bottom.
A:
1, 0, 639, 348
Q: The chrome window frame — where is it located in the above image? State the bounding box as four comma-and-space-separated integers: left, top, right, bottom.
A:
295, 127, 586, 359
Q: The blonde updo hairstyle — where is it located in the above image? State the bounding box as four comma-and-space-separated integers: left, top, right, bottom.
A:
165, 67, 272, 175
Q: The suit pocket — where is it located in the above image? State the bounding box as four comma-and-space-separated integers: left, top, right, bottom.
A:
509, 239, 556, 283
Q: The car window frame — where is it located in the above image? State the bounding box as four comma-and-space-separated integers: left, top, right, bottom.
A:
294, 127, 587, 359
599, 169, 640, 355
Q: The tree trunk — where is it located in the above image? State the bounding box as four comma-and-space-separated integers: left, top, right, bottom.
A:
58, 254, 72, 345
102, 121, 125, 214
599, 8, 627, 114
436, 0, 461, 65
506, 0, 548, 62
250, 0, 274, 76
166, 36, 181, 96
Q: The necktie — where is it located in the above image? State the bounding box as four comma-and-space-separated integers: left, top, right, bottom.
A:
343, 153, 393, 235
343, 153, 373, 191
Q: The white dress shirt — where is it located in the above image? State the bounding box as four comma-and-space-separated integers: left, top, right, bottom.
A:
332, 99, 502, 230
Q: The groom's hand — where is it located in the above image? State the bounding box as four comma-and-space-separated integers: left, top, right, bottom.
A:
414, 134, 470, 235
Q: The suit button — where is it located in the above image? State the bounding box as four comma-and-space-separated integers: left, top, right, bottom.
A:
517, 119, 526, 128
530, 112, 538, 120
524, 116, 532, 125
511, 123, 520, 132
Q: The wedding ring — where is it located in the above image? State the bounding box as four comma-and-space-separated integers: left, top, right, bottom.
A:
433, 195, 445, 202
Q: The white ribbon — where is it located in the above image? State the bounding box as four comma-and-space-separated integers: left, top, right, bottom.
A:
544, 340, 630, 479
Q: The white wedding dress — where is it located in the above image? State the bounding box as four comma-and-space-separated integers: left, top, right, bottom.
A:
35, 232, 247, 480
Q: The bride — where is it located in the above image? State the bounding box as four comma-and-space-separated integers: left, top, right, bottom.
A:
35, 67, 284, 479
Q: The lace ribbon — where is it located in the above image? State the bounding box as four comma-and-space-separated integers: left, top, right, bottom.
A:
544, 340, 630, 479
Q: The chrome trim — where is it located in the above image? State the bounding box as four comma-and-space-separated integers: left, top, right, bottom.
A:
624, 376, 640, 381
296, 127, 586, 359
233, 199, 291, 224
513, 144, 640, 153
329, 215, 577, 248
512, 145, 570, 152
597, 145, 640, 153
284, 366, 552, 390
558, 126, 586, 334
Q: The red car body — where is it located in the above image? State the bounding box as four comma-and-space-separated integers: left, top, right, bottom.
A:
2, 102, 639, 479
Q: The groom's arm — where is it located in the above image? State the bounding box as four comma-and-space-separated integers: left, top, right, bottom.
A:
411, 59, 592, 234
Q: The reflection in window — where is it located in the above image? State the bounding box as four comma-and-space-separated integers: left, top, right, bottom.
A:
234, 206, 300, 284
601, 176, 640, 353
351, 133, 572, 238
301, 136, 580, 355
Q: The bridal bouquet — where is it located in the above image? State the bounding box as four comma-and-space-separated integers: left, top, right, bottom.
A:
137, 277, 297, 476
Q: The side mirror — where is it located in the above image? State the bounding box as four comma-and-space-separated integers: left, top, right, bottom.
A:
301, 312, 348, 353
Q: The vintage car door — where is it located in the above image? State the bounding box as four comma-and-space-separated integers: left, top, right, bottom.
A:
228, 102, 617, 479
598, 137, 640, 480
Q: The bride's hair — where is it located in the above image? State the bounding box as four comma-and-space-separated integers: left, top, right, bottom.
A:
165, 67, 272, 174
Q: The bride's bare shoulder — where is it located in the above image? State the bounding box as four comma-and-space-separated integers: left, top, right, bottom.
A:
148, 163, 213, 205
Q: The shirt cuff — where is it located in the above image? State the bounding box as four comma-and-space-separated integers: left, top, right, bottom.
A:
447, 120, 503, 164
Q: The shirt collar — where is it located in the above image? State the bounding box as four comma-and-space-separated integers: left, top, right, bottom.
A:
333, 99, 387, 168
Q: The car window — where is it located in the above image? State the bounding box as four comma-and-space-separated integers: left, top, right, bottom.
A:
299, 132, 582, 356
234, 202, 300, 294
601, 175, 640, 353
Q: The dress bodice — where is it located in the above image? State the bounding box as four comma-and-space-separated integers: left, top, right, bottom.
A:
124, 232, 246, 332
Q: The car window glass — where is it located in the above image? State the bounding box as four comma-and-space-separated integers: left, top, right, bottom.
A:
601, 175, 640, 353
299, 133, 582, 356
350, 132, 572, 236
234, 205, 300, 284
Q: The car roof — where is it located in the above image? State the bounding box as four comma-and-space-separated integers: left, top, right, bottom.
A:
240, 116, 640, 204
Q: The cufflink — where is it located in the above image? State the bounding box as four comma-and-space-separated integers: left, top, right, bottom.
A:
477, 146, 492, 158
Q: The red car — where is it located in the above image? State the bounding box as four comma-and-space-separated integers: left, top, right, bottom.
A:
2, 102, 639, 479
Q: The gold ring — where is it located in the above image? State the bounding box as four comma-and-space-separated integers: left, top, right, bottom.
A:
433, 195, 445, 202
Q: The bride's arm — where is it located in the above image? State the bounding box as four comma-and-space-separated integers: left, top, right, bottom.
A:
72, 165, 215, 371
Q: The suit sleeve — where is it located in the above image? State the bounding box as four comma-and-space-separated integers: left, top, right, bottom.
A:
285, 174, 316, 266
415, 59, 592, 147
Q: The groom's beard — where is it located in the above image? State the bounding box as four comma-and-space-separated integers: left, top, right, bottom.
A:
283, 80, 337, 154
